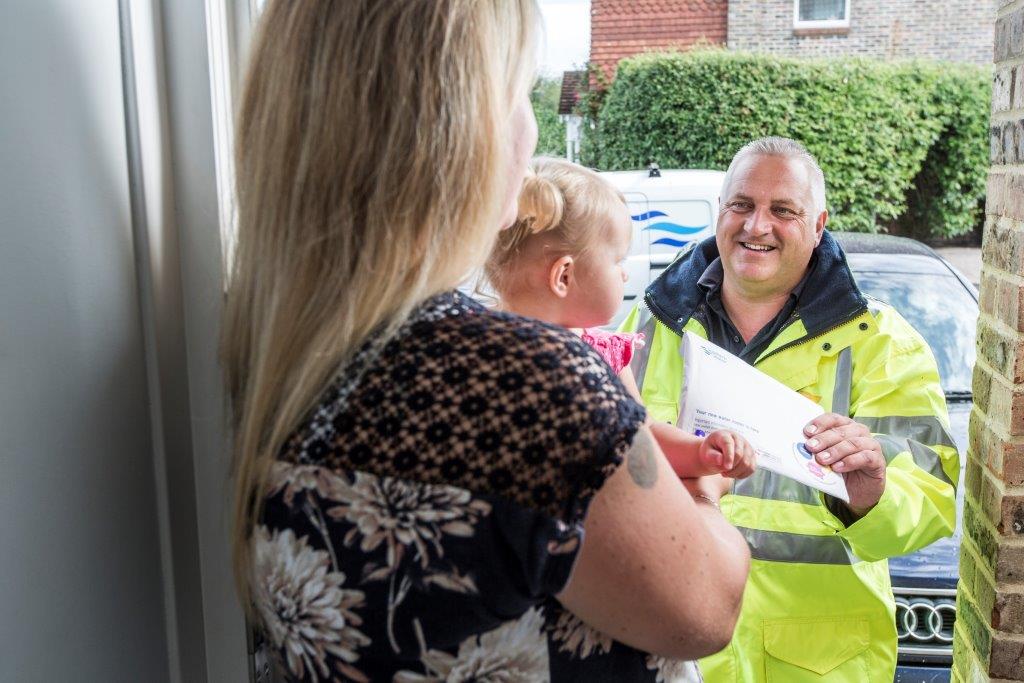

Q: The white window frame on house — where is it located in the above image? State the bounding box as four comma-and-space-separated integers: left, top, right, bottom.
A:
792, 0, 851, 30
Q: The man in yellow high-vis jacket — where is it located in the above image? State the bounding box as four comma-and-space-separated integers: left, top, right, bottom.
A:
621, 137, 958, 681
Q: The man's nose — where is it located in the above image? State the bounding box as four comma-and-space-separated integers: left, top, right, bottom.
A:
744, 207, 773, 236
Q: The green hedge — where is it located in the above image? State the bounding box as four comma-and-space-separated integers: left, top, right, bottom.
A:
583, 49, 990, 238
532, 76, 567, 158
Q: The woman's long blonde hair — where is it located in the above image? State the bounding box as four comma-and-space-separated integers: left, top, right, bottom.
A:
222, 0, 538, 605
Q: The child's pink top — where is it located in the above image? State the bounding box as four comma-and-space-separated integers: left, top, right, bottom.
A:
580, 328, 644, 375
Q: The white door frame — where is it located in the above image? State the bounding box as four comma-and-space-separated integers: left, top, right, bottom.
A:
119, 0, 255, 680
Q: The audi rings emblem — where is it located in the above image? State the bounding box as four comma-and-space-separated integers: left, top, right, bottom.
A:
895, 597, 955, 644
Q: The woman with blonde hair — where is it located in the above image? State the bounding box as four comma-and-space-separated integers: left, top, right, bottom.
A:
223, 2, 750, 681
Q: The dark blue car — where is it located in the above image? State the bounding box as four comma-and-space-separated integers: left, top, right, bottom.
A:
836, 233, 976, 683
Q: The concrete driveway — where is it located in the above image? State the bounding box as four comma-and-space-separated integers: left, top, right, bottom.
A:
934, 247, 981, 286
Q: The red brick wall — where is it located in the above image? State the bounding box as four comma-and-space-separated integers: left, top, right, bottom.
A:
590, 0, 727, 81
953, 0, 1024, 679
727, 0, 994, 65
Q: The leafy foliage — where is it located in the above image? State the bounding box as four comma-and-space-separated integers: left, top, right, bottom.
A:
583, 49, 990, 237
531, 76, 567, 158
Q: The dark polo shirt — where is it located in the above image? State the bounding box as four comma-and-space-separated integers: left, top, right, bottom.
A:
696, 254, 818, 364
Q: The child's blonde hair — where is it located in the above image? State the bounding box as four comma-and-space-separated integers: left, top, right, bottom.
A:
485, 157, 626, 296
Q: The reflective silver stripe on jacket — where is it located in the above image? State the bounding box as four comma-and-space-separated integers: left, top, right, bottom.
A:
630, 308, 658, 393
736, 526, 860, 565
857, 416, 957, 486
832, 346, 853, 416
733, 469, 820, 506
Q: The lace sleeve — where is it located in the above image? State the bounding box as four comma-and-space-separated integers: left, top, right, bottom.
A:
280, 293, 647, 549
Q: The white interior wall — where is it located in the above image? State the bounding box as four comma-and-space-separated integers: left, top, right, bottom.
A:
0, 1, 171, 680
0, 0, 252, 680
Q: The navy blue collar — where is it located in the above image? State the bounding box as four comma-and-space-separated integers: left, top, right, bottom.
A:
644, 231, 867, 337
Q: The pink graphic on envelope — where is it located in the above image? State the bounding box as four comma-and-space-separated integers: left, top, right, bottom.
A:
793, 442, 840, 485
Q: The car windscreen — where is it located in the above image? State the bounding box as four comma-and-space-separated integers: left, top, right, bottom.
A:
850, 271, 977, 395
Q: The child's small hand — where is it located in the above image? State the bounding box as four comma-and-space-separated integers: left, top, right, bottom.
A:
699, 430, 757, 479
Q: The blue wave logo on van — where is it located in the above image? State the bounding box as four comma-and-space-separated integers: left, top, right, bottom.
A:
631, 211, 709, 248
631, 211, 667, 221
650, 238, 692, 247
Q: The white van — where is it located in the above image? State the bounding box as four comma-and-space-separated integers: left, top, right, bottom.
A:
600, 167, 726, 326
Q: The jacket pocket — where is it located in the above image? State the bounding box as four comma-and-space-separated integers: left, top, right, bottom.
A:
763, 617, 869, 682
645, 399, 679, 425
784, 368, 822, 402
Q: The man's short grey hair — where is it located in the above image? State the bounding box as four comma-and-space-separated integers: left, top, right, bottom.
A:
720, 137, 827, 218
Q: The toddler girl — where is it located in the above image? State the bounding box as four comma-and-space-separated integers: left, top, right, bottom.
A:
485, 157, 756, 480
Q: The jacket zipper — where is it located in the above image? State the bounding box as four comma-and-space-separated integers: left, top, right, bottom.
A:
643, 292, 688, 333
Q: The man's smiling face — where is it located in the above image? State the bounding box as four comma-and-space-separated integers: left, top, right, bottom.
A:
716, 154, 826, 299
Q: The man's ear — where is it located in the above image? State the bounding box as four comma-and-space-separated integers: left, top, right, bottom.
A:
548, 255, 574, 298
814, 210, 828, 246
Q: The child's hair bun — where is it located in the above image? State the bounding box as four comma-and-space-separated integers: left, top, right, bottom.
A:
516, 169, 564, 235
484, 156, 625, 297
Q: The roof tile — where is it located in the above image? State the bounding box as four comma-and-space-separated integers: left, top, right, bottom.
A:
558, 70, 586, 115
590, 0, 727, 79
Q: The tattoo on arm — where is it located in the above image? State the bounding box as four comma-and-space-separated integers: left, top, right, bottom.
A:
626, 428, 659, 489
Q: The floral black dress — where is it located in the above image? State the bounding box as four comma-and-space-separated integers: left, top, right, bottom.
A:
252, 291, 702, 682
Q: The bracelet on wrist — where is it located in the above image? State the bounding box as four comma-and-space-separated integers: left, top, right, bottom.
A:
694, 493, 721, 510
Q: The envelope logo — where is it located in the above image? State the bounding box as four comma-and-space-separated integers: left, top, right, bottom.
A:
793, 442, 839, 485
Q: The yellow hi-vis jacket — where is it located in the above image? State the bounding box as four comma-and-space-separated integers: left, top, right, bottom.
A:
620, 233, 958, 681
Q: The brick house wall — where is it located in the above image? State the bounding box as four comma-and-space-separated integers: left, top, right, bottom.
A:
590, 0, 728, 80
953, 1, 1024, 680
728, 0, 995, 64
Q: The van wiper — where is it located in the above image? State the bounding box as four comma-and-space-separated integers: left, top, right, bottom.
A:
944, 390, 973, 403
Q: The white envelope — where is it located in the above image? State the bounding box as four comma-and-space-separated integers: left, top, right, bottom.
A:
678, 331, 850, 503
